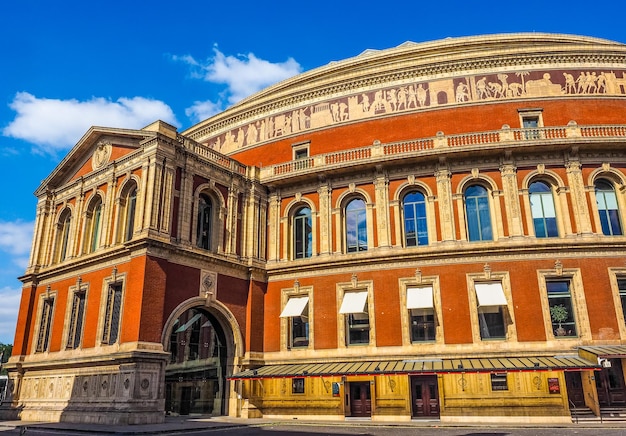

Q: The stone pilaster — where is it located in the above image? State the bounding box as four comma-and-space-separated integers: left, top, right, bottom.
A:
435, 166, 455, 242
267, 191, 281, 261
317, 182, 332, 255
565, 156, 593, 235
374, 172, 391, 248
500, 162, 524, 237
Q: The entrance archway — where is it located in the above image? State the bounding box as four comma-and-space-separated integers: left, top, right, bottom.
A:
164, 307, 231, 416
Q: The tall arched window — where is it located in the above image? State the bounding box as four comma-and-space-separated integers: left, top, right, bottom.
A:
196, 194, 213, 250
403, 191, 428, 246
85, 196, 103, 254
464, 185, 492, 242
595, 180, 623, 236
56, 209, 72, 262
293, 206, 312, 259
123, 185, 137, 242
346, 198, 367, 252
529, 181, 558, 238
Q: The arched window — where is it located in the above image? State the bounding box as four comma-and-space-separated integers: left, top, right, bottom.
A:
293, 206, 312, 259
85, 196, 103, 254
529, 181, 558, 238
196, 194, 213, 250
464, 185, 492, 242
55, 209, 72, 262
345, 198, 367, 252
123, 185, 137, 242
403, 191, 428, 246
595, 180, 623, 236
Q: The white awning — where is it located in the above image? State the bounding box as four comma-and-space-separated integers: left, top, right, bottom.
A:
279, 296, 309, 318
339, 291, 368, 314
407, 286, 434, 309
475, 282, 507, 307
175, 313, 202, 333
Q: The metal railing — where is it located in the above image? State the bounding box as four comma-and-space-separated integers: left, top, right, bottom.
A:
569, 399, 578, 424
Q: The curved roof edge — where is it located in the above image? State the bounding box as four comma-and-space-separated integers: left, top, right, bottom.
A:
182, 32, 625, 140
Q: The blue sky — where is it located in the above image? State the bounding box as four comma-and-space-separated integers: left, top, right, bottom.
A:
0, 0, 624, 344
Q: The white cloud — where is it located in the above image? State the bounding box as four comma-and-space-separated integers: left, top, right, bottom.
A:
177, 47, 302, 121
0, 286, 20, 344
185, 100, 225, 124
3, 93, 179, 153
0, 221, 33, 257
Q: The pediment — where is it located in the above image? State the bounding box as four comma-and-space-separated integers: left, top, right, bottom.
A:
34, 122, 174, 196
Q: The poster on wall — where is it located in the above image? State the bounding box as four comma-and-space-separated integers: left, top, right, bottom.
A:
548, 377, 560, 394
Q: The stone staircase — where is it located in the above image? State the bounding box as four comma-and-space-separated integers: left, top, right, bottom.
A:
571, 406, 626, 423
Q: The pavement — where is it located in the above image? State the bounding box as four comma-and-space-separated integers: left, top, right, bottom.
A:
1, 415, 626, 435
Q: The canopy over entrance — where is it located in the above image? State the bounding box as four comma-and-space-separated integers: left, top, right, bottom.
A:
230, 355, 598, 379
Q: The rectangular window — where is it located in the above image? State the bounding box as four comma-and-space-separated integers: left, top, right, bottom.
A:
292, 378, 305, 394
66, 290, 86, 349
292, 143, 310, 170
102, 283, 123, 344
619, 278, 626, 324
491, 373, 508, 391
475, 282, 507, 340
339, 291, 370, 345
547, 280, 577, 337
522, 115, 540, 139
410, 309, 435, 342
519, 108, 543, 140
294, 147, 308, 160
407, 287, 435, 342
36, 298, 54, 353
280, 296, 310, 348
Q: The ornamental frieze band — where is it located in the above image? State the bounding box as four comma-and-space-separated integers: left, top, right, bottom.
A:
206, 68, 626, 154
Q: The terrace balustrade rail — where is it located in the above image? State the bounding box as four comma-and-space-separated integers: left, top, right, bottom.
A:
260, 123, 626, 181
179, 124, 626, 181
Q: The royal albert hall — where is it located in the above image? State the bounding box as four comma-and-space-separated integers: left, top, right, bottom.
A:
3, 33, 626, 425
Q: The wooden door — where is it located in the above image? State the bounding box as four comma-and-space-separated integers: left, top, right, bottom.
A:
596, 359, 626, 406
565, 372, 585, 407
180, 386, 192, 415
411, 375, 440, 418
349, 382, 371, 417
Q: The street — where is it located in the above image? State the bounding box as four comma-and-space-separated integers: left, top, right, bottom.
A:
0, 422, 623, 436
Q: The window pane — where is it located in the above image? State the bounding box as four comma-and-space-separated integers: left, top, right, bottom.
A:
290, 314, 309, 348
530, 182, 558, 238
347, 313, 370, 345
491, 373, 508, 391
547, 281, 577, 337
346, 199, 367, 252
478, 308, 505, 339
294, 207, 312, 259
403, 192, 428, 247
410, 309, 435, 342
465, 186, 492, 241
58, 212, 71, 261
90, 201, 102, 252
124, 187, 137, 242
596, 181, 622, 236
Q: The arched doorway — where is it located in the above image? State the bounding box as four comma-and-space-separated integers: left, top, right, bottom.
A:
164, 307, 228, 416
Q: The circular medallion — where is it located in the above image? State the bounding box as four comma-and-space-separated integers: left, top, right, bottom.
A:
92, 141, 112, 170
